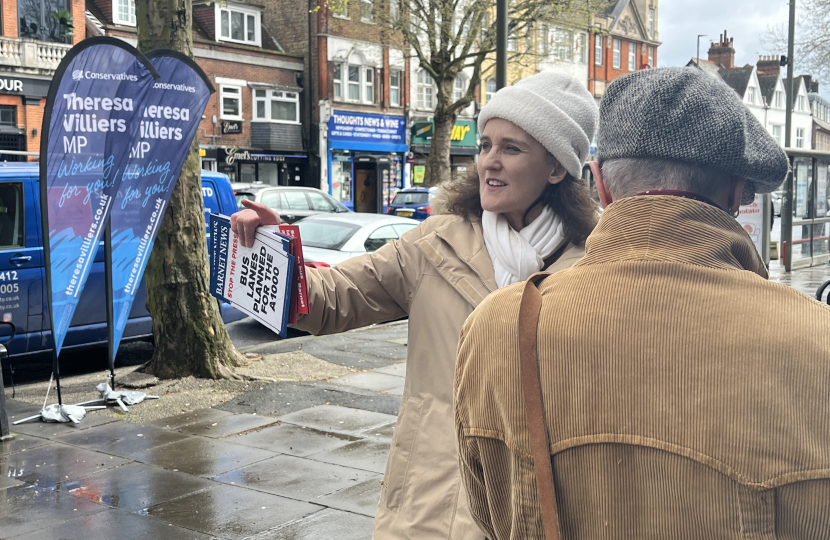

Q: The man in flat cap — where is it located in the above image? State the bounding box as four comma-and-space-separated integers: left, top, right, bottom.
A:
455, 66, 830, 540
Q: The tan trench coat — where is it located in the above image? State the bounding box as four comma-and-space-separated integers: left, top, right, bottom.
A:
294, 213, 584, 539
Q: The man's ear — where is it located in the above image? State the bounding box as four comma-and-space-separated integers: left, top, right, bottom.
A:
727, 176, 746, 215
591, 161, 613, 208
548, 161, 568, 185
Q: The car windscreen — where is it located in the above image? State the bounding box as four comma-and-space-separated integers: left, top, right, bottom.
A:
392, 192, 429, 205
235, 192, 255, 210
297, 219, 362, 250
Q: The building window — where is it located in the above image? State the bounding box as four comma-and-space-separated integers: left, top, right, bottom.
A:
333, 1, 348, 18
648, 8, 655, 38
417, 70, 434, 110
348, 65, 361, 101
576, 33, 587, 63
612, 38, 621, 69
539, 25, 549, 54
797, 95, 805, 111
333, 64, 342, 99
796, 127, 805, 148
390, 69, 401, 107
364, 67, 374, 103
647, 46, 654, 67
453, 76, 465, 102
254, 89, 299, 124
554, 28, 573, 60
485, 78, 496, 103
507, 32, 517, 52
772, 125, 782, 146
594, 35, 603, 65
0, 106, 16, 126
18, 0, 70, 42
747, 86, 756, 104
220, 85, 242, 120
219, 5, 260, 46
774, 90, 783, 108
113, 0, 136, 25
628, 43, 636, 71
390, 0, 399, 22
360, 0, 373, 22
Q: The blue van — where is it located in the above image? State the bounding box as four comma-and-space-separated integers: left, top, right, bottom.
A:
0, 163, 243, 356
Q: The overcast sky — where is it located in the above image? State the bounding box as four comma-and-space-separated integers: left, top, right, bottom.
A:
658, 0, 790, 69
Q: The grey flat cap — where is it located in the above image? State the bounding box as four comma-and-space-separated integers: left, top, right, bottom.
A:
597, 67, 789, 204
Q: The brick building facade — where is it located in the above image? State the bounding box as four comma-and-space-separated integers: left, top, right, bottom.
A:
0, 0, 85, 160
266, 0, 410, 212
589, 0, 659, 100
87, 0, 307, 186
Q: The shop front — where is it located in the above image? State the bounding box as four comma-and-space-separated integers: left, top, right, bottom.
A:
409, 119, 478, 185
0, 75, 51, 161
326, 110, 408, 213
215, 147, 308, 186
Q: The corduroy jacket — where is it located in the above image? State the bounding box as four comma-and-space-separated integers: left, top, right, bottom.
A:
455, 195, 830, 540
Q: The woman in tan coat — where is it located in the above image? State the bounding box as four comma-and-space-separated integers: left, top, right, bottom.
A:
231, 72, 598, 539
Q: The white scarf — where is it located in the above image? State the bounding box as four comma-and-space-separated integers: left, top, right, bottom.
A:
482, 205, 567, 288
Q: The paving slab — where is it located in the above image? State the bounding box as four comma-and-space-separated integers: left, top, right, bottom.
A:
176, 412, 279, 439
316, 477, 383, 518
381, 384, 405, 396
228, 423, 358, 456
66, 462, 216, 513
263, 335, 405, 370
356, 421, 395, 442
372, 362, 406, 377
0, 432, 51, 456
0, 442, 130, 489
344, 322, 408, 343
278, 405, 396, 436
308, 438, 390, 474
217, 380, 376, 416
0, 483, 109, 538
147, 483, 321, 538
146, 407, 234, 430
329, 372, 405, 392
8, 413, 119, 439
4, 398, 42, 416
0, 474, 23, 489
10, 507, 216, 540
342, 395, 401, 416
128, 436, 277, 478
54, 421, 190, 457
214, 454, 379, 502
251, 507, 374, 540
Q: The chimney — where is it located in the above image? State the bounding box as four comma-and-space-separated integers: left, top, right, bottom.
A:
756, 55, 780, 76
708, 30, 735, 69
800, 74, 819, 93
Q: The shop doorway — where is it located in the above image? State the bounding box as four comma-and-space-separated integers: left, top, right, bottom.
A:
354, 161, 378, 213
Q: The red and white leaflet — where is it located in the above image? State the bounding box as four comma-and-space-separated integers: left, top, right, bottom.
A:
279, 225, 310, 315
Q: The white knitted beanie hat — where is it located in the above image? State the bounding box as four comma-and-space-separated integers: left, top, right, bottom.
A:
478, 72, 599, 178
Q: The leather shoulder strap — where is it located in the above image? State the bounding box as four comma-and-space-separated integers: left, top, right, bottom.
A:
519, 273, 562, 540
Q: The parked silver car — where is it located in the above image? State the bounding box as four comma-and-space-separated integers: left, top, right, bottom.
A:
233, 183, 350, 224
296, 213, 420, 266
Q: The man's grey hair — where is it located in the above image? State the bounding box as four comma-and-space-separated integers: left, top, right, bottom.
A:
600, 158, 733, 200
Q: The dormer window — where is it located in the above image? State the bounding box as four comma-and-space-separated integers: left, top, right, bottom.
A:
113, 0, 136, 26
217, 3, 261, 46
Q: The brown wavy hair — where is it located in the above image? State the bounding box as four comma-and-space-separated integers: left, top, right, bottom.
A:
440, 166, 599, 245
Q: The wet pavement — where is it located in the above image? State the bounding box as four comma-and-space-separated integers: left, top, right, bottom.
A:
0, 322, 406, 539
1, 261, 829, 539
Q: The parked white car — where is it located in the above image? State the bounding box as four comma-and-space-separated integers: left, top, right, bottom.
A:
296, 213, 420, 266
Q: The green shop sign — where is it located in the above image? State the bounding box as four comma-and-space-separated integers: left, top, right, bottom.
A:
411, 120, 477, 147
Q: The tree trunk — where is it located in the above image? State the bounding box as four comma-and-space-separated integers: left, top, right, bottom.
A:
137, 0, 244, 379
424, 110, 457, 186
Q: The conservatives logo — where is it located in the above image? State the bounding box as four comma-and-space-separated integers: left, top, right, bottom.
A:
70, 71, 139, 82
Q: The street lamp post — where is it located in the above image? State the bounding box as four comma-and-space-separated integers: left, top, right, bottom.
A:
696, 34, 707, 66
496, 0, 508, 89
